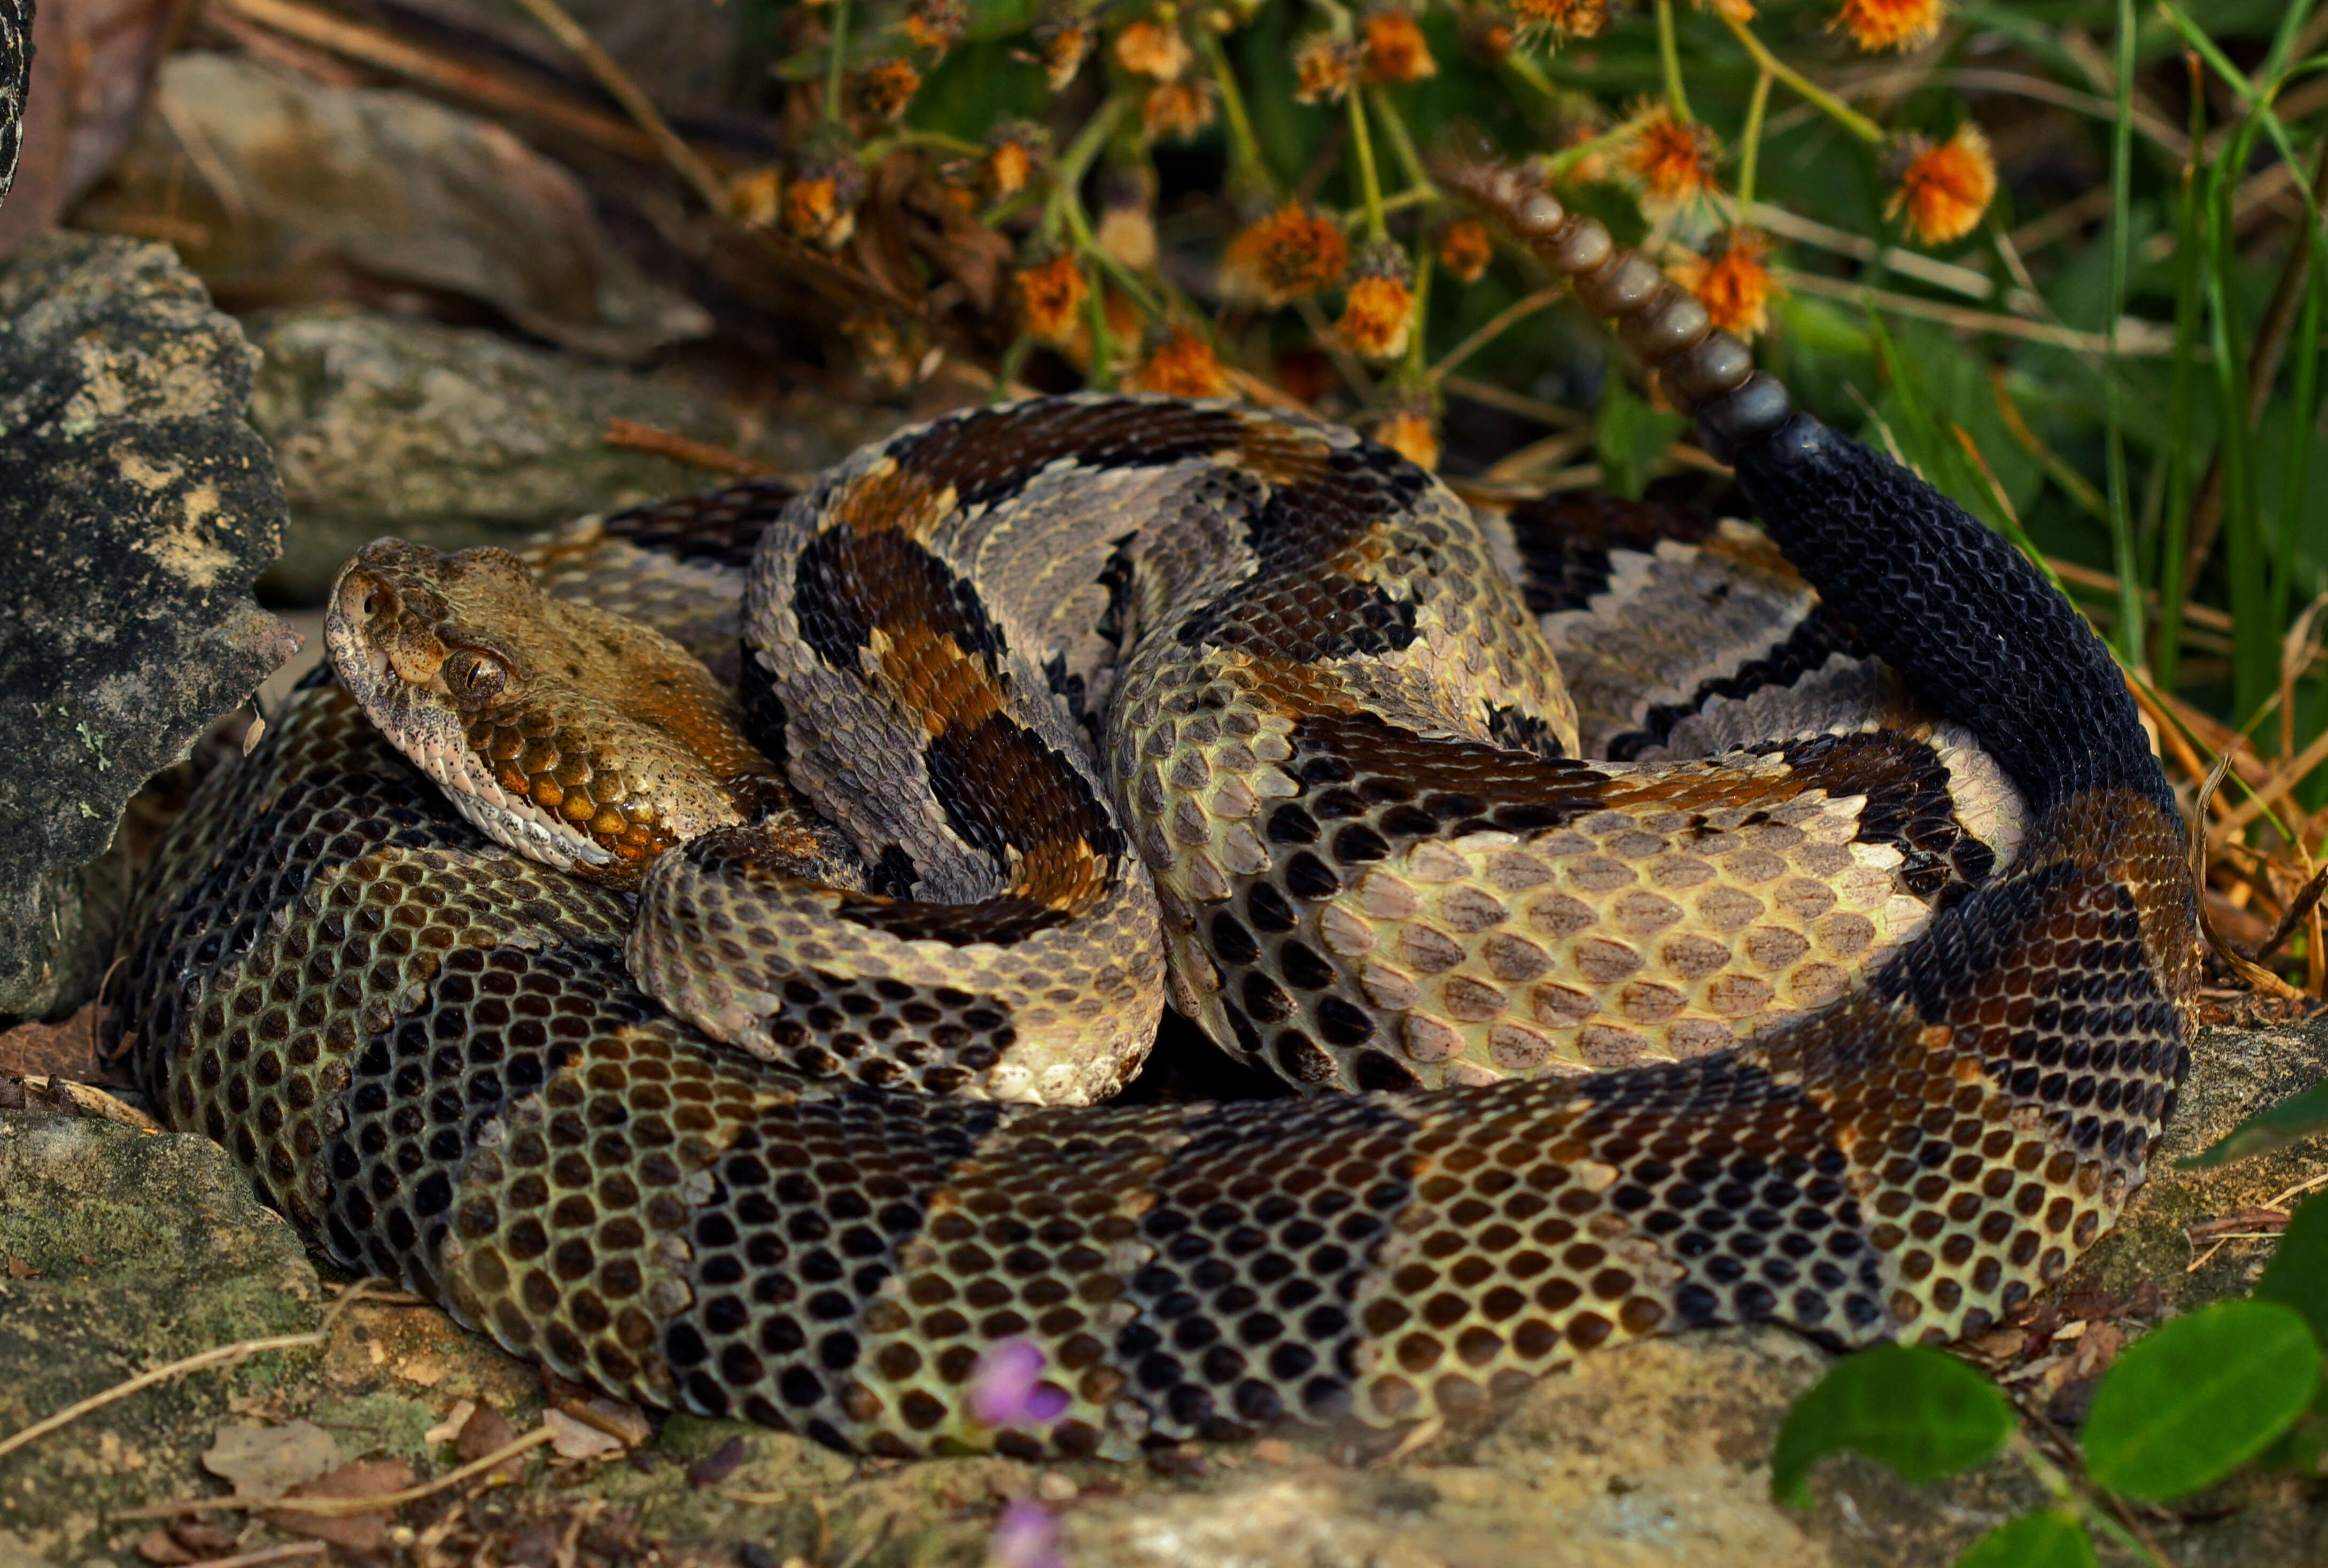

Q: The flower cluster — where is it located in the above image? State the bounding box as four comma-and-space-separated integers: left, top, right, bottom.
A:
766, 0, 1998, 487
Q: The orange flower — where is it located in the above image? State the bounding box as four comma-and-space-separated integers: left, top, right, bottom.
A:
1030, 16, 1093, 90
1373, 409, 1440, 470
984, 123, 1046, 198
1695, 0, 1755, 19
783, 164, 862, 250
1015, 255, 1089, 346
1336, 246, 1417, 361
1439, 218, 1493, 284
903, 0, 966, 51
1362, 12, 1438, 84
1114, 17, 1191, 79
1512, 0, 1609, 38
1142, 79, 1217, 143
1129, 328, 1231, 397
1293, 33, 1356, 104
1888, 122, 1996, 245
1624, 106, 1720, 209
1671, 230, 1778, 340
726, 167, 783, 229
1832, 0, 1947, 52
1223, 203, 1351, 305
854, 58, 921, 123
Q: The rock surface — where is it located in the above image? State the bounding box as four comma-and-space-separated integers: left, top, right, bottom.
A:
0, 231, 294, 1018
0, 1018, 2318, 1565
240, 307, 897, 601
73, 52, 709, 363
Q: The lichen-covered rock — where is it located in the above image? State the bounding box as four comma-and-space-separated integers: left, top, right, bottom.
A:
243, 306, 904, 600
0, 0, 27, 214
0, 1115, 320, 1559
0, 232, 294, 1017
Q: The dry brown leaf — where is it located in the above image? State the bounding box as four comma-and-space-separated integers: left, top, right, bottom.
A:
542, 1407, 624, 1461
5, 1256, 35, 1280
201, 1420, 342, 1499
264, 1457, 417, 1550
0, 1001, 106, 1079
133, 1528, 195, 1565
454, 1401, 528, 1484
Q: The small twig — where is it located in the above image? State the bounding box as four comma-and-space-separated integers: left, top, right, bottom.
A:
601, 419, 789, 480
2255, 866, 2328, 960
1430, 285, 1567, 382
183, 1543, 327, 1568
111, 1427, 555, 1522
0, 1282, 391, 1464
1774, 269, 2179, 356
503, 0, 730, 214
214, 0, 672, 165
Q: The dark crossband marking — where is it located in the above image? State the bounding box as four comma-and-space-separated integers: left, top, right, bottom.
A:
886, 397, 1252, 511
1606, 608, 1873, 761
1501, 492, 1722, 617
600, 478, 801, 570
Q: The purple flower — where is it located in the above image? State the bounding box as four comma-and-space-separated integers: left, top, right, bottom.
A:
988, 1499, 1063, 1568
970, 1338, 1071, 1427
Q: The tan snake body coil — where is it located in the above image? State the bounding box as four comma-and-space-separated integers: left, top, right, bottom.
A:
107, 178, 2202, 1461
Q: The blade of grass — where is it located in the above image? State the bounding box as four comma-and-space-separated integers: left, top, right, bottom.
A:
2157, 51, 2208, 693
2102, 0, 2144, 667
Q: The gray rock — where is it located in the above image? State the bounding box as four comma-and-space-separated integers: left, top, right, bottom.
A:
73, 52, 709, 363
243, 306, 901, 601
0, 1114, 321, 1561
0, 0, 27, 214
0, 232, 294, 1019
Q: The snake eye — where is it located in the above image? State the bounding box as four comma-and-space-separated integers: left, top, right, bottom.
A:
444, 648, 509, 704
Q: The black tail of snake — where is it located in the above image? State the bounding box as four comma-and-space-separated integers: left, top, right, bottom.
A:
102, 152, 2201, 1461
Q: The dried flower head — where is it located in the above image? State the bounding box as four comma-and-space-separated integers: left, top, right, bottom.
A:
1362, 12, 1438, 83
1337, 245, 1417, 361
1511, 0, 1610, 40
903, 0, 967, 51
1293, 32, 1356, 104
1096, 183, 1160, 270
1115, 17, 1192, 79
1438, 218, 1493, 284
1888, 122, 1995, 245
1374, 408, 1440, 470
984, 122, 1049, 199
1030, 14, 1094, 90
1142, 79, 1217, 143
1832, 0, 1947, 52
1671, 229, 1776, 339
1129, 327, 1231, 397
782, 161, 863, 250
1015, 254, 1089, 347
1623, 105, 1720, 210
725, 167, 783, 229
1694, 0, 1755, 20
1223, 203, 1350, 305
853, 58, 921, 124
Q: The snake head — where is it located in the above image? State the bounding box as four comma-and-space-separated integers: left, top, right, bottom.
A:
324, 537, 767, 885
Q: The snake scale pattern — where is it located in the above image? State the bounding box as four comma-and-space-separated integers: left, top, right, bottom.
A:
102, 167, 2203, 1462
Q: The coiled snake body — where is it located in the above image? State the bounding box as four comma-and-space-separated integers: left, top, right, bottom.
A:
108, 180, 2201, 1461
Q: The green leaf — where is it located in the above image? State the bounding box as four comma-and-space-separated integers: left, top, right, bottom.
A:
2179, 1080, 2328, 1168
1952, 1511, 2097, 1568
1595, 374, 1685, 501
1768, 1345, 2014, 1508
2083, 1300, 2324, 1501
2255, 1194, 2328, 1346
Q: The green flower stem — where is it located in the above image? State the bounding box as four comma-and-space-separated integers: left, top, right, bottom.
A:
1043, 93, 1132, 246
1060, 195, 1166, 322
1656, 0, 1694, 121
1720, 13, 1883, 146
1367, 86, 1434, 198
1737, 67, 1773, 213
1405, 245, 1433, 377
824, 0, 850, 124
1347, 86, 1389, 242
1497, 48, 1561, 103
1547, 125, 1627, 182
1201, 30, 1270, 195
